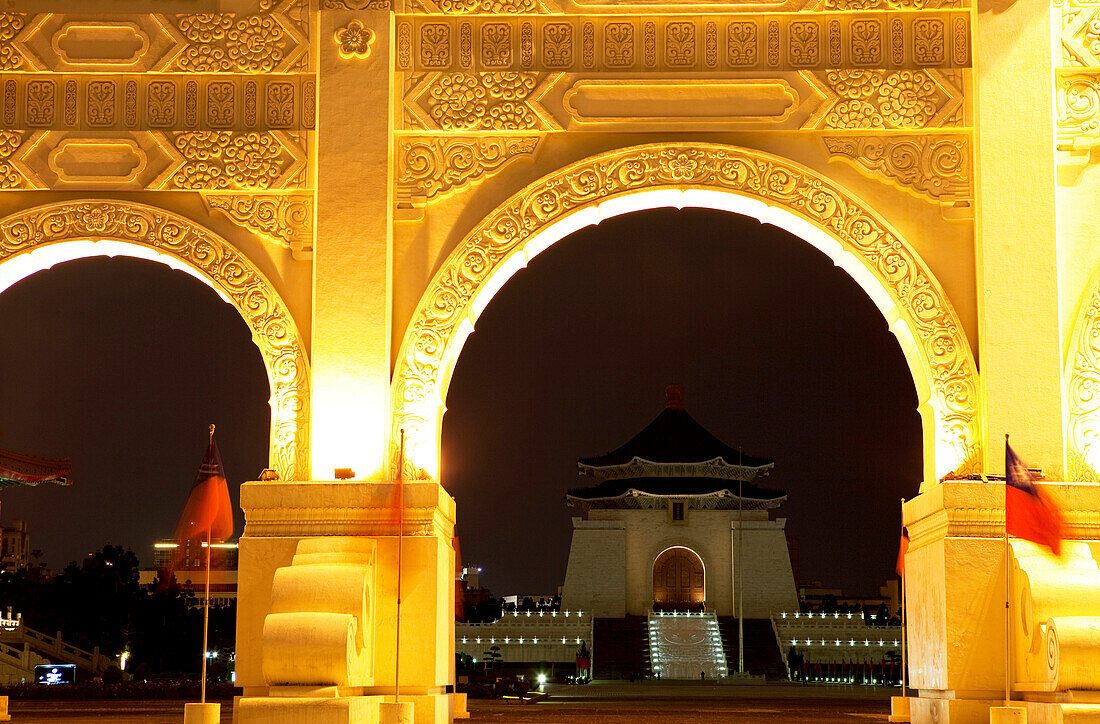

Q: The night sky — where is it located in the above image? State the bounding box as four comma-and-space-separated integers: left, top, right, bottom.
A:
0, 207, 921, 596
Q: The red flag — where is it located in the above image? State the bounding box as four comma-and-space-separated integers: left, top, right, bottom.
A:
173, 431, 234, 549
1006, 439, 1064, 556
896, 528, 909, 577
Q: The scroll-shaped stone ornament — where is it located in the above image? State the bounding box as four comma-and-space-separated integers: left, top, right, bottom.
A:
262, 537, 376, 687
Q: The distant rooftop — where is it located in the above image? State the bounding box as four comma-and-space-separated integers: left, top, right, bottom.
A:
568, 385, 784, 511
0, 445, 72, 489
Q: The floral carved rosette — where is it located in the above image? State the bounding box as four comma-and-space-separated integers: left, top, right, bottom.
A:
392, 143, 978, 481
0, 200, 310, 481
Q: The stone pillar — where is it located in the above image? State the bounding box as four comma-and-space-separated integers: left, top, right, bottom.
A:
903, 481, 1100, 724
236, 480, 457, 724
311, 7, 395, 482
973, 0, 1065, 478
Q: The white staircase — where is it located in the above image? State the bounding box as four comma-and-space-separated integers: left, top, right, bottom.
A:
647, 611, 728, 679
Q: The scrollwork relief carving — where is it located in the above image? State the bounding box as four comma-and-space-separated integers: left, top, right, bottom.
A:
1067, 270, 1100, 482
203, 193, 313, 258
1058, 72, 1100, 150
823, 135, 971, 203
408, 72, 552, 131
170, 131, 305, 190
818, 69, 962, 129
396, 135, 543, 206
391, 144, 978, 481
0, 131, 26, 190
0, 200, 310, 481
0, 13, 27, 71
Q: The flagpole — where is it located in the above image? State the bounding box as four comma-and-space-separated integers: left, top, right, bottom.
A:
201, 423, 214, 705
737, 446, 744, 675
1003, 433, 1011, 707
396, 429, 406, 704
900, 497, 907, 699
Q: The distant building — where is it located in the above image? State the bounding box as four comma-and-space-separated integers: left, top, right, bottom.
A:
138, 540, 238, 606
0, 520, 30, 573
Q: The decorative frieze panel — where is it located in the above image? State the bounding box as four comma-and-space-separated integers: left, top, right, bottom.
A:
0, 75, 314, 132
203, 193, 314, 259
401, 0, 963, 13
396, 134, 543, 206
0, 129, 307, 191
0, 0, 308, 74
406, 68, 963, 131
823, 135, 971, 204
1058, 72, 1100, 151
404, 71, 558, 130
394, 12, 971, 73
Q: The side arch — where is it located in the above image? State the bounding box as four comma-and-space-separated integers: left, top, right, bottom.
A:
392, 143, 979, 484
0, 199, 309, 481
1066, 265, 1100, 481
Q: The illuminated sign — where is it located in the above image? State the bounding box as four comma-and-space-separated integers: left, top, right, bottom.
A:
35, 665, 76, 685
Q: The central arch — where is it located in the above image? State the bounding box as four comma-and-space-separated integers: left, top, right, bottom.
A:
0, 199, 310, 481
392, 143, 979, 485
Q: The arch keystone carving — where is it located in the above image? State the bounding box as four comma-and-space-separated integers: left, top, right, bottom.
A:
0, 199, 310, 481
392, 143, 979, 484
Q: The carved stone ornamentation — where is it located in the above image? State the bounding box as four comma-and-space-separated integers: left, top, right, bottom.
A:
823, 135, 971, 203
170, 131, 306, 190
396, 135, 543, 206
335, 20, 375, 61
391, 143, 978, 481
1067, 273, 1100, 482
0, 130, 26, 189
818, 69, 963, 129
406, 72, 553, 131
1058, 72, 1100, 150
0, 200, 310, 481
0, 13, 27, 71
203, 193, 314, 259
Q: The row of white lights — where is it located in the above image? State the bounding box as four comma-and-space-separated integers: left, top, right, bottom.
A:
460, 636, 584, 645
779, 612, 890, 621
791, 638, 900, 647
653, 611, 710, 617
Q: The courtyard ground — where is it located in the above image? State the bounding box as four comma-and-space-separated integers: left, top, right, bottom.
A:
3, 682, 896, 722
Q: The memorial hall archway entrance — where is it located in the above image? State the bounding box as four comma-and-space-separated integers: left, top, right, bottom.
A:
653, 546, 706, 611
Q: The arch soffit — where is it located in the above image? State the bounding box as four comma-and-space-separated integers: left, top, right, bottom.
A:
392, 142, 979, 482
0, 199, 310, 482
1066, 263, 1100, 481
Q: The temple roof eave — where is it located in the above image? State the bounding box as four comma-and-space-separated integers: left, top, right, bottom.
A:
577, 455, 774, 482
565, 488, 787, 512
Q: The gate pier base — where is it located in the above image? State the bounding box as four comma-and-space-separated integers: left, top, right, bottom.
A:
235, 480, 457, 724
905, 481, 1100, 724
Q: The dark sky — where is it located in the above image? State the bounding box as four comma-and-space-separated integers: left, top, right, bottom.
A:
0, 207, 921, 595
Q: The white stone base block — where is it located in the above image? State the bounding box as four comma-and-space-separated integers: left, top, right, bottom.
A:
889, 696, 911, 722
452, 693, 470, 720
989, 706, 1026, 724
236, 695, 382, 724
1025, 702, 1100, 723
380, 701, 413, 724
912, 696, 1004, 723
183, 702, 219, 724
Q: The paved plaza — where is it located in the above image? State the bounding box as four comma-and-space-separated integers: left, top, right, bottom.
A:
1, 683, 896, 723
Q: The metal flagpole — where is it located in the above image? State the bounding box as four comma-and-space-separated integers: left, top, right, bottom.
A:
200, 423, 214, 705
738, 447, 744, 675
396, 430, 406, 704
899, 497, 907, 699
1003, 433, 1011, 706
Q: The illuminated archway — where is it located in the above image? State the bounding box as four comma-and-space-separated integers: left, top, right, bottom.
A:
652, 545, 706, 610
0, 199, 309, 481
1066, 263, 1100, 481
392, 143, 979, 486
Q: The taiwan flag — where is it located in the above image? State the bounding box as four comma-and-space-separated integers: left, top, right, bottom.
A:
896, 528, 909, 577
1005, 439, 1064, 556
173, 429, 234, 550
